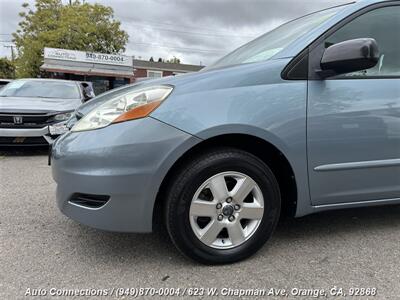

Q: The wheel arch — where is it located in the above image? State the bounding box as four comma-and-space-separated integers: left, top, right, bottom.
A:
153, 132, 298, 230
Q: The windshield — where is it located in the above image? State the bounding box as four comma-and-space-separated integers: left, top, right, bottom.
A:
207, 6, 344, 70
0, 80, 81, 99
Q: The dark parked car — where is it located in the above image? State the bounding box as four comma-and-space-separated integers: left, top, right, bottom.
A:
0, 78, 94, 146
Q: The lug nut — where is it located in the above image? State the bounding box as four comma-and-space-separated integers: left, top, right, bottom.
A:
217, 214, 224, 221
228, 215, 235, 222
216, 203, 222, 209
234, 204, 240, 210
226, 197, 232, 203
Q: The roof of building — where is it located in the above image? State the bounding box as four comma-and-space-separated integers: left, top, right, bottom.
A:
11, 78, 81, 84
133, 59, 204, 73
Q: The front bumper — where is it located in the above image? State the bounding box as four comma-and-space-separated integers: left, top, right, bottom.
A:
51, 117, 200, 232
0, 123, 68, 145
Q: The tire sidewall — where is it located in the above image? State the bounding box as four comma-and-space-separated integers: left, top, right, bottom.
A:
166, 149, 281, 264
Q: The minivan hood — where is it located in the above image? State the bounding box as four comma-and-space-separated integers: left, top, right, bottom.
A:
146, 59, 287, 92
76, 58, 288, 118
0, 96, 81, 114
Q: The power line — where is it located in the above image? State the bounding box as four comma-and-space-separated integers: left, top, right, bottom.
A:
132, 19, 256, 37
0, 39, 223, 54
0, 38, 224, 54
0, 34, 229, 53
130, 22, 256, 39
0, 40, 224, 55
131, 42, 226, 54
1, 22, 257, 39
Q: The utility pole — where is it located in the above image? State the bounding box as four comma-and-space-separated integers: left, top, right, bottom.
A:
4, 45, 15, 61
4, 45, 16, 78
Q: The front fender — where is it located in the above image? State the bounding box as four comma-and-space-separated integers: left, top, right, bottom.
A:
152, 79, 312, 216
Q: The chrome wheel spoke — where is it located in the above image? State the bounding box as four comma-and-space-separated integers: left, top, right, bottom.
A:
199, 220, 224, 245
190, 200, 216, 217
228, 223, 245, 245
209, 175, 228, 201
232, 176, 256, 204
240, 203, 264, 220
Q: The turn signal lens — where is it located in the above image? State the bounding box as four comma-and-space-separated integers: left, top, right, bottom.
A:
113, 100, 162, 123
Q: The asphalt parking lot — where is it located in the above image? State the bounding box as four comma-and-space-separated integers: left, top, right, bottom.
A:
1, 147, 400, 299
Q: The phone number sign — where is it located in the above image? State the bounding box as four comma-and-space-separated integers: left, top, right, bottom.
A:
44, 47, 132, 67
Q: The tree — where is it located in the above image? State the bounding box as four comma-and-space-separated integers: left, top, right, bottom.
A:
0, 58, 16, 79
166, 56, 181, 64
13, 0, 129, 78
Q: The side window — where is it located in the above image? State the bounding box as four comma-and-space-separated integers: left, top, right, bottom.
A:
324, 6, 400, 77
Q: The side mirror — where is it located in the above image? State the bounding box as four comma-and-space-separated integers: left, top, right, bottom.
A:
83, 92, 94, 102
82, 85, 95, 102
319, 38, 379, 78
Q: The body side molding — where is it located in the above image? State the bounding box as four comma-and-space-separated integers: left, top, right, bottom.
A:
314, 158, 400, 172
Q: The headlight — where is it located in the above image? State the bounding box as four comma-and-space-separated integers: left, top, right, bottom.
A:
54, 112, 73, 121
71, 85, 173, 132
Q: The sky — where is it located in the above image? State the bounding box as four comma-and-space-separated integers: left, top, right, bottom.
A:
0, 0, 351, 66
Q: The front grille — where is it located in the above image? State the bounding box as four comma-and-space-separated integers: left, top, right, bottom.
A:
0, 123, 46, 129
69, 193, 110, 209
0, 136, 48, 145
0, 113, 55, 128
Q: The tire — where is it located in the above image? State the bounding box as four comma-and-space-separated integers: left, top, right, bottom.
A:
165, 147, 281, 264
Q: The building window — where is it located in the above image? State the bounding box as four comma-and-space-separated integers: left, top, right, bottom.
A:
147, 70, 163, 78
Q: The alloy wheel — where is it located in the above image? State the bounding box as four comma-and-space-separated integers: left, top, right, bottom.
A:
189, 171, 264, 249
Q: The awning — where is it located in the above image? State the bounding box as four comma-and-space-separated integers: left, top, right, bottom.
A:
41, 63, 134, 78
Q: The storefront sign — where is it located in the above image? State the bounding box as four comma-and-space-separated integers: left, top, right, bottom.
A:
44, 48, 132, 67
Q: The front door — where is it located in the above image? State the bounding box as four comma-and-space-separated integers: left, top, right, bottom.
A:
307, 4, 400, 206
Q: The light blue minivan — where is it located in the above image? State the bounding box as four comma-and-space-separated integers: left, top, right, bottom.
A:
52, 0, 400, 264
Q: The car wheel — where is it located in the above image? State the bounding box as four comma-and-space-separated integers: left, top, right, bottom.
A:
165, 147, 281, 264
